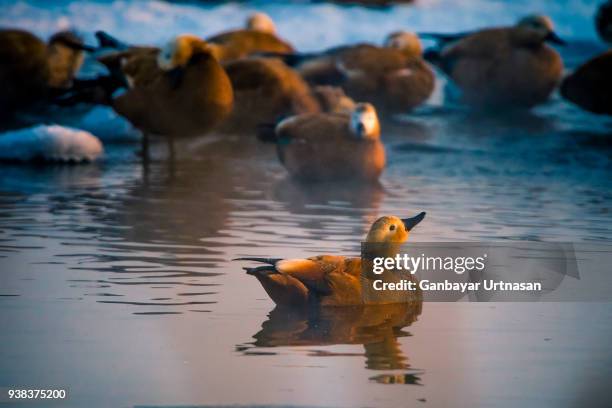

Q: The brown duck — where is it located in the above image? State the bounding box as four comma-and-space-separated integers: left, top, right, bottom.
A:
235, 212, 426, 307
0, 29, 92, 118
259, 102, 385, 182
284, 31, 434, 113
423, 15, 565, 109
88, 35, 234, 159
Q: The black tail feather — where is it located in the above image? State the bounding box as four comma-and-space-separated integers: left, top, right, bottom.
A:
234, 257, 283, 265
95, 30, 129, 50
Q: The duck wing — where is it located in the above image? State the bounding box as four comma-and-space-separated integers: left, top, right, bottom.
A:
426, 28, 511, 75
95, 30, 130, 50
207, 30, 294, 61
237, 256, 345, 295
275, 113, 348, 144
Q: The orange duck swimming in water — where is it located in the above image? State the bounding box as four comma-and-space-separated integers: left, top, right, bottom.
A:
258, 102, 385, 182
235, 212, 426, 307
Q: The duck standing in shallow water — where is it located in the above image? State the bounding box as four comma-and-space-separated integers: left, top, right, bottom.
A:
75, 35, 234, 160
283, 31, 434, 113
423, 15, 565, 109
235, 212, 426, 307
206, 12, 294, 62
258, 102, 385, 182
0, 29, 93, 120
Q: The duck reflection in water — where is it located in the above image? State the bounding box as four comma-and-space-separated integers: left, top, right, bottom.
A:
239, 301, 423, 383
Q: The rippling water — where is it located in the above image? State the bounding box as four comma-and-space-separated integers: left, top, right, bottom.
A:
1, 0, 612, 407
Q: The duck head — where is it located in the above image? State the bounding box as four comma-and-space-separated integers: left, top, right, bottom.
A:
46, 31, 94, 88
365, 213, 426, 244
349, 103, 380, 140
247, 12, 277, 34
384, 31, 423, 56
157, 34, 212, 71
516, 15, 566, 45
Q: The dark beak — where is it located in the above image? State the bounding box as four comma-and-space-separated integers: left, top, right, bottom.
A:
95, 30, 127, 49
546, 31, 566, 46
402, 212, 426, 231
356, 122, 366, 137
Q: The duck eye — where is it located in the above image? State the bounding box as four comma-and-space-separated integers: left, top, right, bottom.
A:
389, 225, 396, 231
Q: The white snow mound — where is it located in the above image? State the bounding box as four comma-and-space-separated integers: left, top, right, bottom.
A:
0, 125, 104, 162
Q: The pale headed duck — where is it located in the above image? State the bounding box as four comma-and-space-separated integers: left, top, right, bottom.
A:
77, 34, 233, 159
258, 102, 385, 182
235, 212, 426, 307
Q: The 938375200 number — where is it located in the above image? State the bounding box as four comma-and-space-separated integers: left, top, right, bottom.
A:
6, 389, 67, 400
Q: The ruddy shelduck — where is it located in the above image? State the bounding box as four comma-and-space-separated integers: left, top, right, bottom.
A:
259, 102, 385, 182
285, 31, 434, 113
236, 212, 426, 307
423, 15, 565, 109
0, 29, 93, 118
78, 35, 234, 159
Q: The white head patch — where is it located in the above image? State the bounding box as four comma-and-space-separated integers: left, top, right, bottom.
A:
247, 12, 276, 34
157, 38, 178, 71
156, 35, 206, 71
349, 103, 379, 139
517, 15, 554, 33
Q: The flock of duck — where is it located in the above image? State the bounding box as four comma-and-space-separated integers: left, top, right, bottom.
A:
1, 4, 611, 306
1, 5, 611, 169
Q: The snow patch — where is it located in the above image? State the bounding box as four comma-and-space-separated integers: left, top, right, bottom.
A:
0, 125, 103, 162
